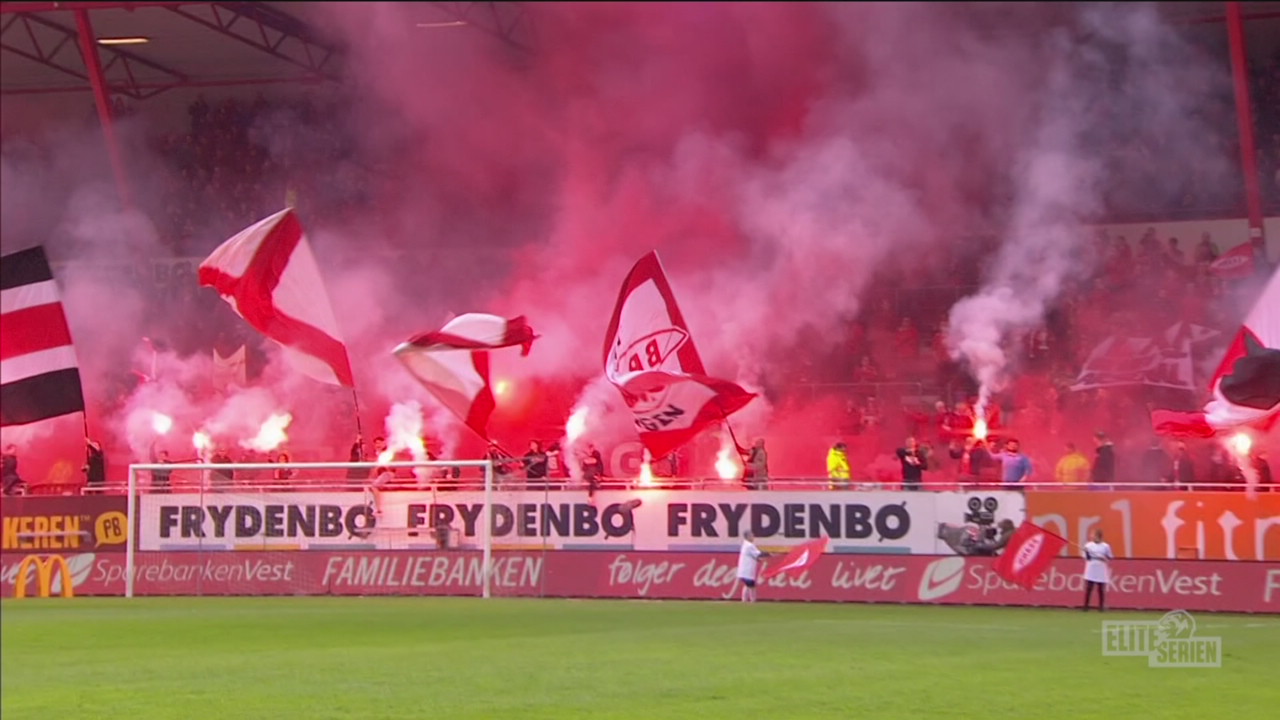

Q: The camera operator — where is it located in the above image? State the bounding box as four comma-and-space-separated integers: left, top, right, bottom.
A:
936, 497, 1008, 555
970, 518, 1016, 556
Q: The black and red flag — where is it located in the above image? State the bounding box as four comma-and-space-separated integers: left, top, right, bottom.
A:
0, 246, 85, 426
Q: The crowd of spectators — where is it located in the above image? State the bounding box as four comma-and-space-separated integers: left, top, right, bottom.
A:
793, 222, 1275, 490
148, 93, 374, 254
5, 47, 1280, 490
89, 87, 1280, 488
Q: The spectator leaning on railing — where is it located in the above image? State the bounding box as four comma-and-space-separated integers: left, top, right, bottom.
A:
994, 438, 1033, 486
745, 439, 769, 490
1054, 443, 1090, 485
1170, 442, 1196, 489
1091, 432, 1116, 489
2, 444, 24, 496
827, 442, 850, 490
895, 437, 928, 491
1140, 439, 1172, 488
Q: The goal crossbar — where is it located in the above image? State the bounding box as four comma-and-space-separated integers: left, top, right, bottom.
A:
125, 459, 495, 600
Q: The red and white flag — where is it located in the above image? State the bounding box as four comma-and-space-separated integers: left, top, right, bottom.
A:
1153, 266, 1280, 437
604, 252, 755, 460
198, 209, 354, 387
760, 537, 828, 580
394, 314, 536, 438
992, 522, 1068, 590
0, 246, 85, 426
1209, 242, 1256, 280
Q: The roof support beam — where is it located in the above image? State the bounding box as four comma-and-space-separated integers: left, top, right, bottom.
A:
0, 3, 202, 14
430, 2, 534, 54
0, 11, 187, 98
163, 2, 339, 80
1226, 1, 1266, 245
74, 7, 134, 210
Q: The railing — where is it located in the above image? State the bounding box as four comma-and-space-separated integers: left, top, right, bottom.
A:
62, 475, 1267, 494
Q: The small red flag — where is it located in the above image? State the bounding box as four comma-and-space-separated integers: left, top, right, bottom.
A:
992, 522, 1068, 589
760, 537, 829, 580
1209, 242, 1256, 279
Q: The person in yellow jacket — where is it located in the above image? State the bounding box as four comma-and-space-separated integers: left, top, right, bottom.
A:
1055, 442, 1090, 485
827, 442, 851, 489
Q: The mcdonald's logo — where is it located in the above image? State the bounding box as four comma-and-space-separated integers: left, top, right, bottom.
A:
14, 554, 75, 598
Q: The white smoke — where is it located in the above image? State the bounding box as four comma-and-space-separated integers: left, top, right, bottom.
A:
562, 376, 632, 479
947, 6, 1228, 413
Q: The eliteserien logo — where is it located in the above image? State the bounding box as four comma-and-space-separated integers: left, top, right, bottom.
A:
1102, 610, 1222, 668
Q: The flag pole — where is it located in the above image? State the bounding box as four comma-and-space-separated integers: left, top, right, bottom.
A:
81, 411, 93, 483
350, 387, 365, 439
714, 399, 748, 455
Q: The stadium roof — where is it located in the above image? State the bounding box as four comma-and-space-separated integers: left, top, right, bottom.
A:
0, 2, 534, 100
0, 2, 1274, 101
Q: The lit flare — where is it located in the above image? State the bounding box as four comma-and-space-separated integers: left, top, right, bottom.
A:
566, 406, 589, 443
151, 412, 173, 436
638, 453, 656, 487
973, 416, 989, 441
1228, 432, 1253, 458
192, 430, 212, 455
383, 401, 428, 477
715, 443, 741, 480
243, 413, 292, 452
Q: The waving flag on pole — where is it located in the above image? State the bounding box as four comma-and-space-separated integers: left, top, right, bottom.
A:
394, 314, 535, 438
993, 522, 1068, 589
1153, 266, 1280, 437
760, 537, 828, 580
1, 246, 85, 426
1208, 242, 1256, 280
198, 209, 354, 387
604, 252, 755, 459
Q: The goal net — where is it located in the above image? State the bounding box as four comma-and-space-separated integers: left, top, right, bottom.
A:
124, 459, 501, 598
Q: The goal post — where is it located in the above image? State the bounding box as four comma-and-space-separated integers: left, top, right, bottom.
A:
125, 459, 494, 599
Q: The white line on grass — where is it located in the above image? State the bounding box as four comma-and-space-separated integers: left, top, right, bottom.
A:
805, 618, 1030, 631
1087, 621, 1280, 633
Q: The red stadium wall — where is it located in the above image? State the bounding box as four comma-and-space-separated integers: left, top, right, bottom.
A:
4, 495, 1277, 611
3, 550, 1277, 613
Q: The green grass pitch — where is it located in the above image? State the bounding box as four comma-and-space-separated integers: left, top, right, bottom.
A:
1, 598, 1275, 719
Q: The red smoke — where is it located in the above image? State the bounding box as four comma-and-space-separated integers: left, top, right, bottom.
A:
1, 3, 1253, 482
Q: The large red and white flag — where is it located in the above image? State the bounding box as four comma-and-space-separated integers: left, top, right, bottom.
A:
604, 252, 755, 460
0, 246, 85, 426
198, 209, 354, 387
760, 537, 828, 580
993, 522, 1069, 590
1153, 266, 1280, 437
394, 314, 535, 438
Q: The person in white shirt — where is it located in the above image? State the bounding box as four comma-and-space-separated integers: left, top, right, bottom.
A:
737, 532, 769, 603
1081, 529, 1113, 612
